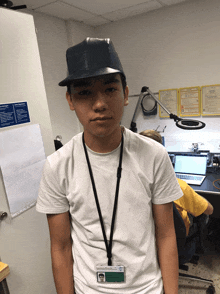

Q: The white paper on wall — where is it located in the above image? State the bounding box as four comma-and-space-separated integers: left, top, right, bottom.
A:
0, 124, 46, 217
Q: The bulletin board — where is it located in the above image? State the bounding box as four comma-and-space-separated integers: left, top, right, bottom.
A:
179, 86, 201, 117
159, 88, 178, 118
201, 84, 220, 116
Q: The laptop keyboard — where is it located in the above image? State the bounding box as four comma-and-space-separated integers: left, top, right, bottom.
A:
176, 174, 203, 181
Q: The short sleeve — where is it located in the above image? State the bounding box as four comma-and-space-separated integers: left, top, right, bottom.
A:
151, 147, 183, 204
36, 159, 69, 214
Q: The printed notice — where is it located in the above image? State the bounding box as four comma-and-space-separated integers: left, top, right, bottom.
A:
0, 124, 46, 218
0, 102, 30, 128
201, 84, 220, 116
159, 89, 178, 118
179, 87, 200, 117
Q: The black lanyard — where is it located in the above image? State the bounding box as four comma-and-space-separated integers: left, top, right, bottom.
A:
82, 132, 124, 266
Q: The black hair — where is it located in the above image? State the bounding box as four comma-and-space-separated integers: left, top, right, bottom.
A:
67, 84, 71, 95
67, 73, 127, 95
120, 74, 127, 94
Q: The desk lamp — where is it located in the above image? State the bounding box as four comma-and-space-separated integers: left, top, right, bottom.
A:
0, 0, 27, 10
130, 86, 206, 132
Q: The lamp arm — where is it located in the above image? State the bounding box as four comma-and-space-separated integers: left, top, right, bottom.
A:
143, 86, 205, 129
143, 87, 181, 121
131, 92, 144, 123
130, 86, 206, 132
130, 87, 148, 132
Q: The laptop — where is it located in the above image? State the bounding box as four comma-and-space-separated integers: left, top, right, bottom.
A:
174, 154, 207, 186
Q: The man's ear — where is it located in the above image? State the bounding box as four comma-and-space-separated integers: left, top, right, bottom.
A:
66, 92, 75, 111
124, 86, 129, 106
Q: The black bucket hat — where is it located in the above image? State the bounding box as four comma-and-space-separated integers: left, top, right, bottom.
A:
59, 37, 125, 86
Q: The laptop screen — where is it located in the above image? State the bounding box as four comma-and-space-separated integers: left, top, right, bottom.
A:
174, 155, 207, 175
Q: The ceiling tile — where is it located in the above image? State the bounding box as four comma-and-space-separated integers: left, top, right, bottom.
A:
9, 0, 190, 25
103, 0, 162, 22
35, 2, 94, 21
159, 0, 188, 5
83, 15, 111, 27
62, 0, 153, 15
10, 0, 57, 10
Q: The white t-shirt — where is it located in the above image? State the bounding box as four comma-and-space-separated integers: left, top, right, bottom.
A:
36, 127, 182, 294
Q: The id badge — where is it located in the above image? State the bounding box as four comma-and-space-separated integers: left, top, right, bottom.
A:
97, 265, 125, 283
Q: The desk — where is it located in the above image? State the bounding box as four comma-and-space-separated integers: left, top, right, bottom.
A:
190, 173, 220, 219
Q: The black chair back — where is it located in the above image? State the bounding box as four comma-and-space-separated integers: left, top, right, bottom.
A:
173, 202, 186, 252
173, 202, 197, 265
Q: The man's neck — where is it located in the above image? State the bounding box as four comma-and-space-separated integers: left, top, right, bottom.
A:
83, 127, 123, 153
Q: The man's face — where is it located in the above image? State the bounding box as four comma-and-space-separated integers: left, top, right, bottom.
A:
66, 73, 129, 140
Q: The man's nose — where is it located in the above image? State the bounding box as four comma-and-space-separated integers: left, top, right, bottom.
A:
93, 92, 108, 112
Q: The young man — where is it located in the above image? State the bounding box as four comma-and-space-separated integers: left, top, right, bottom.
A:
36, 38, 183, 294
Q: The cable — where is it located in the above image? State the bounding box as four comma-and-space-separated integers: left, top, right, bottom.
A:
212, 179, 220, 190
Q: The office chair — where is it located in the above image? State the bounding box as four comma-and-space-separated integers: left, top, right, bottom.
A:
173, 203, 215, 294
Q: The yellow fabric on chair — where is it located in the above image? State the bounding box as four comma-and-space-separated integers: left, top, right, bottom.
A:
174, 178, 208, 236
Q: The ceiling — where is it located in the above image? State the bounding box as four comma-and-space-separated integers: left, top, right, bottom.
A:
10, 0, 191, 27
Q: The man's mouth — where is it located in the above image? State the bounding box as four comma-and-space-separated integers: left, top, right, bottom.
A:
92, 116, 112, 121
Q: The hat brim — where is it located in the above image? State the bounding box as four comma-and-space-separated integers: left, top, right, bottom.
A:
59, 67, 123, 87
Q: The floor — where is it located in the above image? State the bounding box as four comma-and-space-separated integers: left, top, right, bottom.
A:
178, 226, 220, 294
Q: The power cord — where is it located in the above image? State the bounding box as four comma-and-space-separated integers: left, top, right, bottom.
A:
212, 179, 220, 190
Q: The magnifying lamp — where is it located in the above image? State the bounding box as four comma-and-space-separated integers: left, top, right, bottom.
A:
130, 86, 206, 132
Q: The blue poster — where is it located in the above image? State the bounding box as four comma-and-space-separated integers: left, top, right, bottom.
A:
0, 102, 30, 128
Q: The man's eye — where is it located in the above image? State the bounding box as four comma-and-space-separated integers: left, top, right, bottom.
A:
78, 90, 91, 96
106, 87, 116, 93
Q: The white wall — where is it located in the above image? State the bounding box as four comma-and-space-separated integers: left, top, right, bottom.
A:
96, 0, 220, 152
32, 14, 98, 143
31, 12, 83, 145
66, 19, 96, 47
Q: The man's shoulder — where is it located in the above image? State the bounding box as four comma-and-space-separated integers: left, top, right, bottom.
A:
47, 132, 82, 166
125, 128, 161, 148
124, 127, 166, 154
